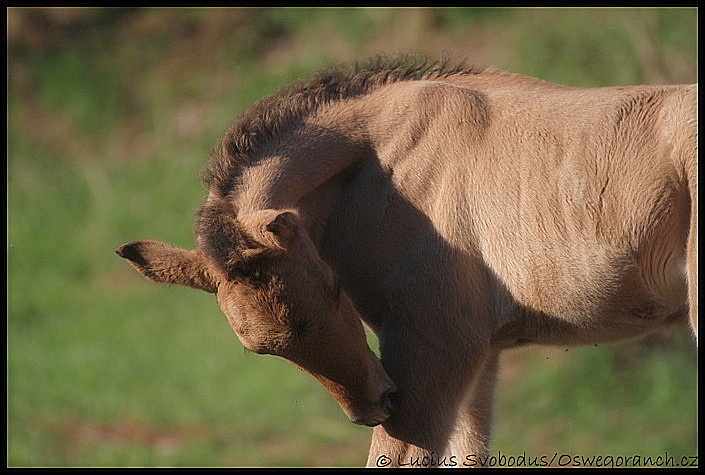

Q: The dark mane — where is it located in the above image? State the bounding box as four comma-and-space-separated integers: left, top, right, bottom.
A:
196, 54, 483, 269
201, 54, 483, 198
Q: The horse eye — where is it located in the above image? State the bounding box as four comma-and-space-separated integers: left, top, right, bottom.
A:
229, 261, 265, 283
228, 262, 250, 279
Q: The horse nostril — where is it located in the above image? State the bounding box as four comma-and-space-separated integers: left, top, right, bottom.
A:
380, 387, 398, 414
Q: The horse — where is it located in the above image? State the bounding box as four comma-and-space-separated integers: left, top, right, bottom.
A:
117, 55, 697, 467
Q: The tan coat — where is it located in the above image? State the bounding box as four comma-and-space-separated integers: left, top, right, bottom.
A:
118, 56, 697, 466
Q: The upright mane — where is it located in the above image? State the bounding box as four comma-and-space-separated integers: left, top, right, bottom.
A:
201, 54, 483, 198
196, 54, 483, 271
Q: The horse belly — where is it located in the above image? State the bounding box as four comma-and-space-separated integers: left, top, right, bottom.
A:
490, 232, 689, 347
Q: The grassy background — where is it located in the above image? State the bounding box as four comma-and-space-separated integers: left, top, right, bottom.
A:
7, 7, 698, 468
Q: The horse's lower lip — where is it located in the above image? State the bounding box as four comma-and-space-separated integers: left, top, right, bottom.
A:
351, 412, 391, 427
351, 417, 385, 427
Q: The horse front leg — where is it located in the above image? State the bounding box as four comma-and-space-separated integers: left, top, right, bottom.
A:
365, 324, 491, 468
447, 353, 500, 466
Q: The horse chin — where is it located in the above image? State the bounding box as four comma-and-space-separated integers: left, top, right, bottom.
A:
347, 403, 393, 427
343, 384, 397, 427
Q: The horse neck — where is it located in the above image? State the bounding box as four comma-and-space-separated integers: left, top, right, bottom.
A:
232, 97, 376, 226
231, 80, 435, 212
230, 80, 449, 243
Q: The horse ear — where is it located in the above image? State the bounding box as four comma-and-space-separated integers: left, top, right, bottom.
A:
116, 240, 218, 293
241, 209, 300, 252
265, 211, 299, 245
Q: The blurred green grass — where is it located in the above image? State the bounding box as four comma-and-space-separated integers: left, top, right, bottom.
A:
7, 7, 697, 467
